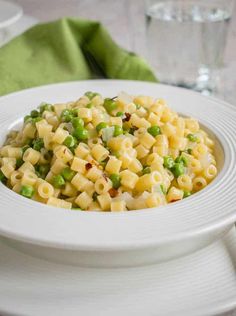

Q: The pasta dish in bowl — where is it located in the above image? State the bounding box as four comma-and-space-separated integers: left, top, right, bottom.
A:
0, 91, 217, 212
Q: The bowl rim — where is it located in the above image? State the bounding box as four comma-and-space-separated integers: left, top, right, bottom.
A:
0, 79, 236, 251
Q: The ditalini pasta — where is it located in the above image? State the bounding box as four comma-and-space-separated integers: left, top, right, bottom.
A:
0, 92, 217, 211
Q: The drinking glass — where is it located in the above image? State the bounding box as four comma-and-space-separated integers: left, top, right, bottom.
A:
145, 0, 234, 93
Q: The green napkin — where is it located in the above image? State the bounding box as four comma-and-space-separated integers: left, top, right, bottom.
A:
0, 18, 156, 96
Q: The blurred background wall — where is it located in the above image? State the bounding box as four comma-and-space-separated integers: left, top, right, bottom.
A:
11, 0, 236, 102
13, 0, 236, 60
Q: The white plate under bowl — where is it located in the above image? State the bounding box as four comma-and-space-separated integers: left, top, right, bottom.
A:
0, 0, 23, 29
0, 80, 236, 267
0, 227, 236, 316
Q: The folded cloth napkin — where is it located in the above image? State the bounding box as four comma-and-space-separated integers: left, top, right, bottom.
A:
0, 18, 156, 96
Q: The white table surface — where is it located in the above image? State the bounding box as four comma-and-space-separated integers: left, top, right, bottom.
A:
0, 1, 236, 315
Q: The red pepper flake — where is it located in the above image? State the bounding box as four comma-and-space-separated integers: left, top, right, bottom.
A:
85, 163, 92, 170
122, 112, 131, 122
108, 188, 118, 198
170, 199, 181, 203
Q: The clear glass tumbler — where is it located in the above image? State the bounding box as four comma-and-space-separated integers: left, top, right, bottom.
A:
145, 0, 234, 93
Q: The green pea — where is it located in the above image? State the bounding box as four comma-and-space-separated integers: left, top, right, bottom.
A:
52, 175, 65, 188
143, 166, 151, 174
61, 167, 76, 182
61, 109, 73, 122
63, 135, 76, 148
71, 109, 79, 116
36, 164, 50, 179
24, 115, 32, 123
61, 109, 70, 116
175, 155, 188, 167
73, 126, 89, 140
147, 125, 161, 137
20, 185, 34, 198
85, 91, 99, 100
30, 110, 40, 118
32, 138, 44, 151
96, 122, 108, 132
16, 158, 24, 169
183, 191, 191, 198
110, 174, 121, 189
113, 125, 123, 137
163, 156, 175, 169
65, 114, 74, 123
32, 117, 43, 124
0, 170, 6, 183
116, 111, 124, 117
71, 117, 84, 128
171, 163, 185, 177
187, 133, 198, 142
103, 98, 117, 113
39, 103, 52, 113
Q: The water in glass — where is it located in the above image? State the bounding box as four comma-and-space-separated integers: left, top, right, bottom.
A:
146, 0, 232, 93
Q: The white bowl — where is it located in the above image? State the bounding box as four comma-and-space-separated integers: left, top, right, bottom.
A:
0, 80, 236, 267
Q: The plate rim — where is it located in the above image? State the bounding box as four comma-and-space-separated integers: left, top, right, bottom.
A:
0, 226, 235, 316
